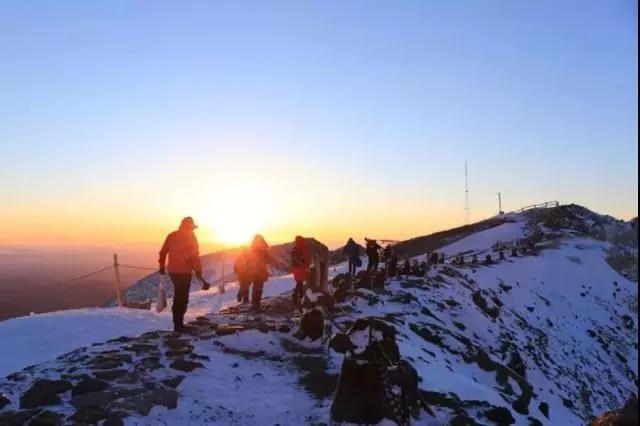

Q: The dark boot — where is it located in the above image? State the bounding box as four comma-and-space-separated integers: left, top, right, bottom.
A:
252, 281, 264, 309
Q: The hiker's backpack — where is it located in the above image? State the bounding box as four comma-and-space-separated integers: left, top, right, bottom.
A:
291, 247, 305, 268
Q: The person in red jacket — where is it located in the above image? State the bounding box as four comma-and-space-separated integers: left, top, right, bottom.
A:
159, 217, 210, 332
291, 236, 311, 305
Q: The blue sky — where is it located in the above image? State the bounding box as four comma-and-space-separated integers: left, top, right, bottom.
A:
0, 0, 637, 247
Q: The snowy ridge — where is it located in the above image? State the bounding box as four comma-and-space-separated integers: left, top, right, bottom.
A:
0, 204, 637, 425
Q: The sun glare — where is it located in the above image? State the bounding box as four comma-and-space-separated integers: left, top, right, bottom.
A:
198, 183, 273, 247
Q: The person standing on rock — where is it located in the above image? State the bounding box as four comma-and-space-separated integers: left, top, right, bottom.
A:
343, 238, 360, 277
159, 217, 210, 333
291, 236, 311, 305
365, 238, 382, 272
247, 234, 276, 310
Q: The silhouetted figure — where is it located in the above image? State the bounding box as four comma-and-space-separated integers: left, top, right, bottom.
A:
291, 236, 311, 305
248, 234, 275, 310
234, 248, 251, 304
418, 261, 427, 276
459, 256, 466, 266
402, 259, 411, 276
343, 238, 360, 277
483, 254, 493, 265
471, 254, 478, 265
427, 252, 439, 267
383, 244, 392, 264
388, 253, 398, 278
511, 247, 518, 257
439, 253, 445, 264
365, 238, 382, 272
159, 217, 210, 333
499, 250, 506, 261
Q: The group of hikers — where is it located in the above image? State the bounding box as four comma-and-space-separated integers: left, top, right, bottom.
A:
158, 216, 507, 333
159, 217, 317, 332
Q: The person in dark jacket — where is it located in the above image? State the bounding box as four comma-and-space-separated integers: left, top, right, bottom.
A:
343, 238, 360, 277
365, 238, 381, 272
247, 234, 275, 310
291, 236, 311, 305
159, 217, 210, 333
234, 248, 252, 304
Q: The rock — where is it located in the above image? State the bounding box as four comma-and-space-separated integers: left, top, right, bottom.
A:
6, 372, 27, 382
472, 291, 500, 319
0, 393, 9, 409
20, 379, 72, 409
278, 325, 291, 333
93, 369, 128, 381
70, 407, 110, 423
166, 349, 192, 358
189, 353, 210, 362
256, 321, 270, 333
169, 359, 204, 372
300, 308, 325, 341
88, 358, 123, 370
0, 409, 42, 425
538, 402, 549, 419
72, 378, 108, 397
70, 389, 140, 409
115, 372, 142, 385
216, 325, 244, 336
27, 409, 63, 425
622, 315, 634, 330
138, 356, 162, 371
485, 406, 515, 425
165, 338, 192, 350
127, 343, 157, 353
161, 376, 184, 389
109, 389, 178, 416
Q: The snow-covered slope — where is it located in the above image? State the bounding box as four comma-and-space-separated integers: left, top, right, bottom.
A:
0, 204, 637, 425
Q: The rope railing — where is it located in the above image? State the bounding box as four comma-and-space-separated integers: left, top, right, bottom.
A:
47, 265, 115, 287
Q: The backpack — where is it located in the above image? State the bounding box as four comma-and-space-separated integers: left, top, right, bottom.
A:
291, 247, 305, 268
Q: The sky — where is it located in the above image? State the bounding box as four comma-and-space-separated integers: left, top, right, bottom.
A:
0, 0, 637, 250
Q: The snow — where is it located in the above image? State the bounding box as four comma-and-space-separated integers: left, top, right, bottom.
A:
439, 219, 527, 257
0, 263, 351, 379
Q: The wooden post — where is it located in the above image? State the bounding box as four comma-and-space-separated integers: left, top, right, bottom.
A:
113, 253, 124, 307
219, 248, 226, 294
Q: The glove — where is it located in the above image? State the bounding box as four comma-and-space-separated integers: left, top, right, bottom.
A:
159, 267, 166, 275
202, 280, 211, 291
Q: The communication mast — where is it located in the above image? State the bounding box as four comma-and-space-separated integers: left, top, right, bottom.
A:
465, 161, 470, 225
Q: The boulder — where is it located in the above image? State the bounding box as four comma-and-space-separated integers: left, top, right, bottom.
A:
72, 378, 108, 397
485, 406, 515, 425
109, 389, 178, 416
93, 369, 128, 381
300, 309, 325, 341
0, 393, 9, 409
27, 409, 63, 426
70, 407, 110, 423
0, 409, 42, 425
169, 359, 204, 372
20, 379, 72, 409
161, 376, 184, 389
